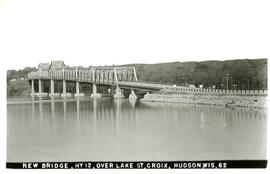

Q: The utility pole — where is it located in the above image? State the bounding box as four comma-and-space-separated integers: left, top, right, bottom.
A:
225, 72, 230, 90
247, 79, 250, 91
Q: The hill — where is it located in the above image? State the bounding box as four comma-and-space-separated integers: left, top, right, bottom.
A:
120, 58, 267, 89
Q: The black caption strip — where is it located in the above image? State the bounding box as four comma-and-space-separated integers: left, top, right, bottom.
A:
6, 160, 267, 169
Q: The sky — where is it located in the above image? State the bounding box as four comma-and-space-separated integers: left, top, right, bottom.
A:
0, 0, 269, 70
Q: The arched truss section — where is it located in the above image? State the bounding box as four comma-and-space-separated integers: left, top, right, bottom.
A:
29, 61, 138, 85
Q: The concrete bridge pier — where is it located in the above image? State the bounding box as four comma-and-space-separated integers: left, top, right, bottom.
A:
74, 81, 85, 97
61, 80, 72, 97
129, 89, 137, 99
37, 79, 48, 97
49, 79, 60, 97
30, 79, 37, 97
91, 83, 102, 98
114, 85, 124, 99
142, 92, 151, 98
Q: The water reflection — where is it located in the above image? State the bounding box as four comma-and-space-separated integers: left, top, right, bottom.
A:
129, 98, 137, 108
31, 99, 35, 120
27, 98, 143, 139
7, 98, 267, 162
141, 102, 266, 128
200, 113, 205, 128
63, 99, 67, 124
30, 99, 266, 137
38, 99, 43, 134
76, 99, 80, 126
51, 98, 55, 121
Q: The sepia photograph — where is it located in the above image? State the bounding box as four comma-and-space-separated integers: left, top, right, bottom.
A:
0, 0, 269, 173
6, 59, 267, 168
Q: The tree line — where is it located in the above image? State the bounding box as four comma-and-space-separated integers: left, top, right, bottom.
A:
121, 58, 267, 90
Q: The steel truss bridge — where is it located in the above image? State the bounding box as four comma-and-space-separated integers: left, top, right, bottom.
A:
28, 61, 265, 98
28, 61, 166, 98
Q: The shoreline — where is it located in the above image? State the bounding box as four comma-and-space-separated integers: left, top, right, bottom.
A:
7, 92, 268, 109
140, 93, 267, 109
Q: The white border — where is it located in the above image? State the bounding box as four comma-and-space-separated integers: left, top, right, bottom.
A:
1, 0, 270, 174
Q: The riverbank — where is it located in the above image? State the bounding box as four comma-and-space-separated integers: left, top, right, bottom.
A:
7, 79, 31, 97
140, 92, 267, 108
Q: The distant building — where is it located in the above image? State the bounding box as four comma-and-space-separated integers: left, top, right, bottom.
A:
9, 79, 29, 87
189, 85, 196, 88
9, 79, 17, 86
232, 84, 237, 89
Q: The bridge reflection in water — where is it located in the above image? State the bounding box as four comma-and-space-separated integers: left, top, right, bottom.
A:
7, 98, 266, 162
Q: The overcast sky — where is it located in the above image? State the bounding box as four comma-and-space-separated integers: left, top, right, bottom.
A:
0, 0, 269, 70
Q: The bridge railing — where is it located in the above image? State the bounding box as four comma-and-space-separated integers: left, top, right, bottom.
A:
118, 81, 165, 90
163, 85, 267, 95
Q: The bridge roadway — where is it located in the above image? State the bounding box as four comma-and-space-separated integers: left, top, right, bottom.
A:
118, 81, 164, 91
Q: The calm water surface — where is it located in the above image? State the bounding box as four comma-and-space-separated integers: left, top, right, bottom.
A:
7, 97, 267, 162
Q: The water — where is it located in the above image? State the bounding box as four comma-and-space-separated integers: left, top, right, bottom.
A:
7, 97, 267, 162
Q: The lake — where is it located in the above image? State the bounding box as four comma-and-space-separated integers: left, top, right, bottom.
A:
7, 97, 267, 162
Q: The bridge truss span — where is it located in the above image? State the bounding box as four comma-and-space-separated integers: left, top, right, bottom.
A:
27, 61, 145, 99
28, 64, 138, 85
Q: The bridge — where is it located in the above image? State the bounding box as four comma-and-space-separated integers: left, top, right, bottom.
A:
28, 61, 169, 99
28, 61, 266, 99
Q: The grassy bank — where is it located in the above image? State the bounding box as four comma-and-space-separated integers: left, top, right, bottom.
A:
7, 80, 31, 97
